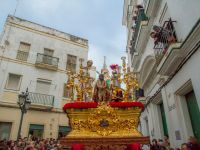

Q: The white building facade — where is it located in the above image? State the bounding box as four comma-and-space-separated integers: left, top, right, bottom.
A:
0, 16, 90, 140
123, 0, 200, 148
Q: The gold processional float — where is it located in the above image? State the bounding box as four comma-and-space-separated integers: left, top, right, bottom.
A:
60, 57, 149, 149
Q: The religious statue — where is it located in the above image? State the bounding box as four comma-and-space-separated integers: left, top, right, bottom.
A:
82, 60, 94, 101
101, 57, 112, 101
110, 64, 121, 88
93, 74, 107, 102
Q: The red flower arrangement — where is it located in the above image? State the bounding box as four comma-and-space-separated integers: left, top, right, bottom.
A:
63, 101, 144, 111
63, 102, 98, 111
109, 101, 144, 108
110, 64, 118, 70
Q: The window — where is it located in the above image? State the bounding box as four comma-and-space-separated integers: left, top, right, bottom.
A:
63, 83, 73, 98
44, 48, 54, 56
66, 54, 77, 73
35, 79, 51, 94
0, 122, 12, 140
16, 42, 30, 61
5, 73, 22, 90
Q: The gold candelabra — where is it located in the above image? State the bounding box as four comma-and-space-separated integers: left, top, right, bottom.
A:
121, 57, 139, 101
66, 59, 93, 102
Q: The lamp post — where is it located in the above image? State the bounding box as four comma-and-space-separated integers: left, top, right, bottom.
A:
17, 88, 31, 141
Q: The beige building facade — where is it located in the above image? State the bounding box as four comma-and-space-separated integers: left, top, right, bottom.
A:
0, 16, 90, 140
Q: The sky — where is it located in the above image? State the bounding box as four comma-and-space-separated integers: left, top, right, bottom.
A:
0, 0, 127, 73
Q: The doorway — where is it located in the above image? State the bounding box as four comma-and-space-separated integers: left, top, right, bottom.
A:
160, 103, 168, 136
185, 91, 200, 140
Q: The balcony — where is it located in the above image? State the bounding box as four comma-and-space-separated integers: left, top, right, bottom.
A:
28, 92, 54, 109
130, 8, 148, 54
152, 19, 178, 64
35, 53, 59, 71
151, 19, 182, 76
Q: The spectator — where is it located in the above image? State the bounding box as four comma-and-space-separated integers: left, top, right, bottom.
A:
151, 139, 160, 150
181, 143, 190, 150
0, 137, 62, 150
0, 140, 4, 150
188, 136, 200, 150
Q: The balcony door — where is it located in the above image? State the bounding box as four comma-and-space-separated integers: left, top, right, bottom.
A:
43, 48, 54, 65
185, 91, 200, 140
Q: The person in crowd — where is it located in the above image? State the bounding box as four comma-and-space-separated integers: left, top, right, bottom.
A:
181, 143, 191, 150
0, 137, 63, 150
151, 139, 160, 150
187, 136, 200, 150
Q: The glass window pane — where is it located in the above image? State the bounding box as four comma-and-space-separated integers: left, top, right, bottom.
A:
35, 80, 51, 94
6, 74, 21, 90
0, 122, 12, 140
66, 54, 77, 73
19, 42, 30, 52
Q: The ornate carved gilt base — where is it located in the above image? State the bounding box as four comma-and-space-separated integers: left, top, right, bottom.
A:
66, 104, 142, 137
60, 136, 150, 150
62, 104, 149, 149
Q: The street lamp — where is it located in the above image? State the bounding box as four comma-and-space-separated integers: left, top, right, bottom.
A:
17, 88, 31, 140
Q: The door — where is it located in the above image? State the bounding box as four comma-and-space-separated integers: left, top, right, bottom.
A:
185, 91, 200, 140
43, 48, 54, 65
160, 103, 168, 136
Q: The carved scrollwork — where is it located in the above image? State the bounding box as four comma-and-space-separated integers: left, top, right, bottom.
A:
68, 105, 142, 137
87, 105, 119, 136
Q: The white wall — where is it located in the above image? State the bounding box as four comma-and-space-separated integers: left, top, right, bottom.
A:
167, 0, 200, 41
161, 48, 200, 148
0, 16, 89, 109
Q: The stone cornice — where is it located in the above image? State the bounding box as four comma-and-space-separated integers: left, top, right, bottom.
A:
6, 16, 88, 49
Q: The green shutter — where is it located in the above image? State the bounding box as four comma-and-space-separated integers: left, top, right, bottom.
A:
59, 126, 71, 132
29, 124, 44, 130
186, 91, 200, 140
160, 103, 168, 136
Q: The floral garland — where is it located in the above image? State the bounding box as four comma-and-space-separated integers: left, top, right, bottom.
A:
63, 101, 144, 111
63, 102, 98, 111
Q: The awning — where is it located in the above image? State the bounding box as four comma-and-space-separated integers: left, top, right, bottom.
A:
29, 124, 44, 130
59, 126, 71, 132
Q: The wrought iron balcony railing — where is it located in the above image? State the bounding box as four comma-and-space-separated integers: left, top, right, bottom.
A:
130, 8, 148, 54
151, 18, 177, 64
28, 92, 54, 107
35, 53, 59, 70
